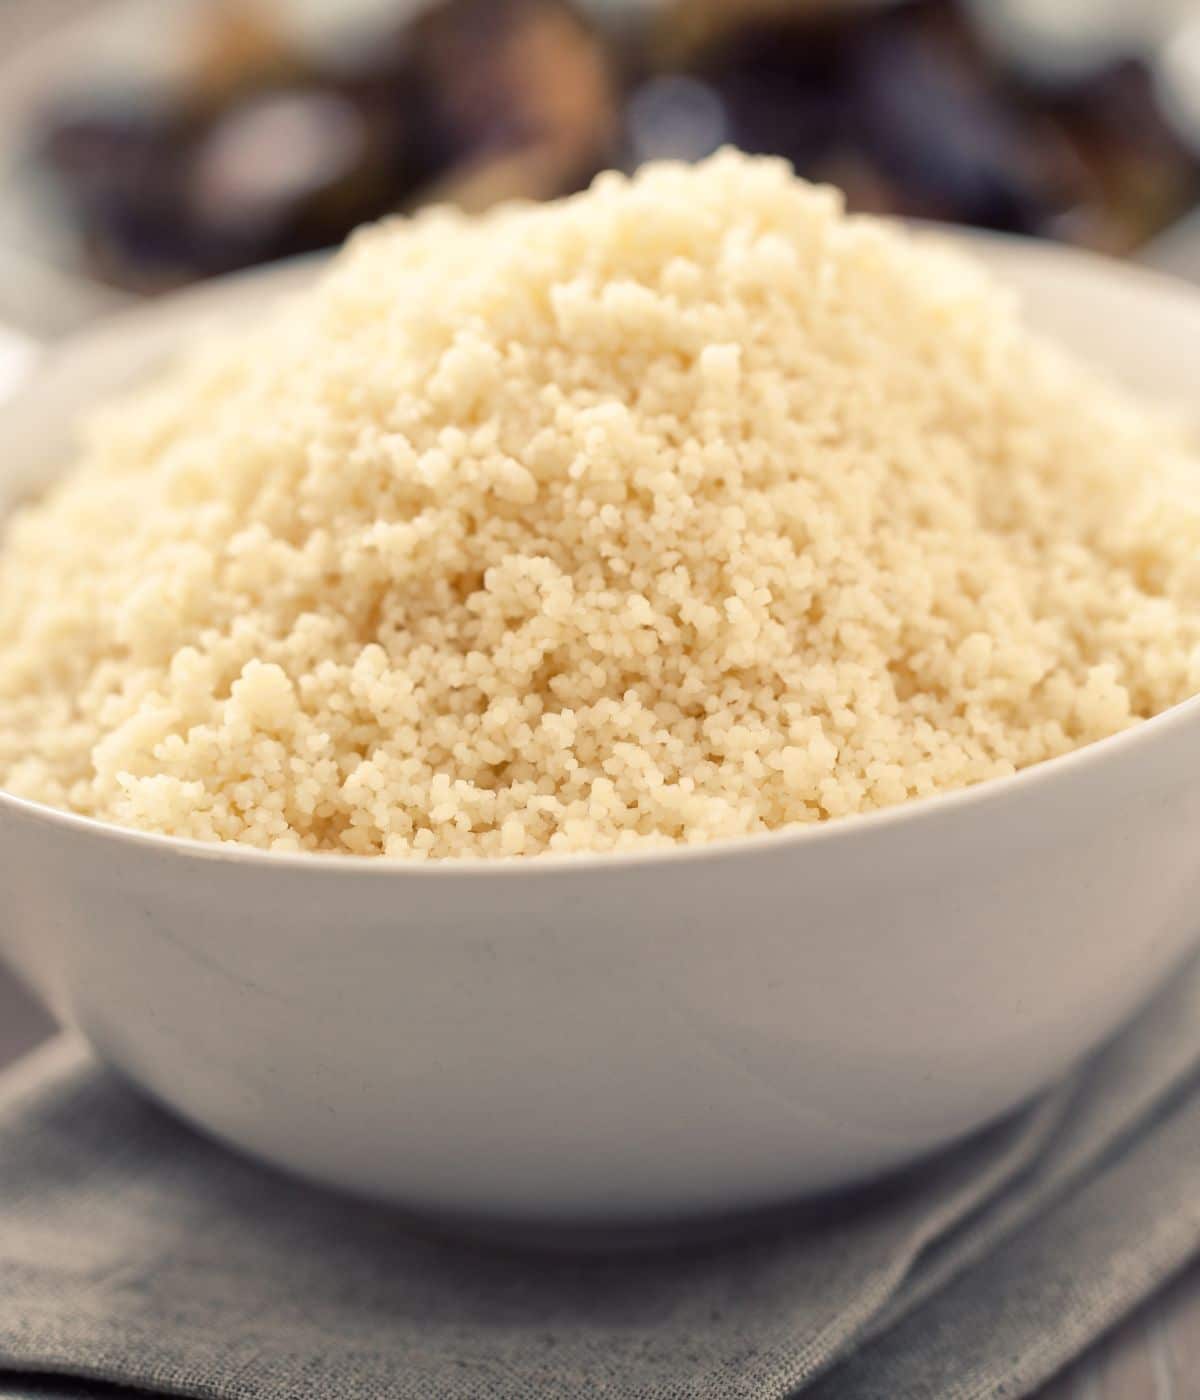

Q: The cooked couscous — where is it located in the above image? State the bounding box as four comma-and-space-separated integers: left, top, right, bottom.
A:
2, 151, 1199, 857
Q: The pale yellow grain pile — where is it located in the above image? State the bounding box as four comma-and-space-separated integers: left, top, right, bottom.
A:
2, 151, 1200, 857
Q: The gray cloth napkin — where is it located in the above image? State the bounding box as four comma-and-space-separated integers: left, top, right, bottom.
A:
6, 960, 1200, 1400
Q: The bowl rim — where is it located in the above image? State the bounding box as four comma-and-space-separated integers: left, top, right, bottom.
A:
3, 686, 1200, 875
3, 230, 1200, 878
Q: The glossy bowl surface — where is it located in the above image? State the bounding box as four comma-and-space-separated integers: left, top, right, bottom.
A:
2, 237, 1200, 1226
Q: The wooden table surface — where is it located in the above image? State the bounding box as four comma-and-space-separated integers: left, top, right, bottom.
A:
1042, 1271, 1200, 1400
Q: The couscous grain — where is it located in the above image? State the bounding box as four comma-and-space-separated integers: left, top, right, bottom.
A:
2, 151, 1199, 857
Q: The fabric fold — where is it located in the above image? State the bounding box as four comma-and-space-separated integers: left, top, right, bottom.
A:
4, 957, 1200, 1399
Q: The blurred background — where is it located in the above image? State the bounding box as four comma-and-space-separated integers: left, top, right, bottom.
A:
1, 0, 1200, 334
3, 0, 1200, 1060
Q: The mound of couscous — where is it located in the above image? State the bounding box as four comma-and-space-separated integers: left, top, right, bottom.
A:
1, 151, 1199, 857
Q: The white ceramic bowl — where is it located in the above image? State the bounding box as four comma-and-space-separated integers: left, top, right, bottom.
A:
2, 237, 1200, 1230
